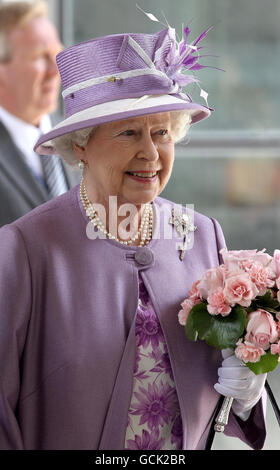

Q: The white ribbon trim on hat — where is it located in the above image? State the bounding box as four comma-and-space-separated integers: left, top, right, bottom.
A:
61, 35, 178, 99
61, 68, 171, 99
46, 94, 193, 134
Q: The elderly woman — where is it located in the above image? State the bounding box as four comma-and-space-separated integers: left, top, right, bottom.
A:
0, 25, 266, 450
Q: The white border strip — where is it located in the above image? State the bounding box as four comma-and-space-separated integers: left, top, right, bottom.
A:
52, 94, 191, 130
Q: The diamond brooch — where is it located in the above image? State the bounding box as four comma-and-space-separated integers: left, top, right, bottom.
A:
169, 208, 197, 261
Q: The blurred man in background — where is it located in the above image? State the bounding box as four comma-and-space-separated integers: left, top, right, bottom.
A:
0, 0, 80, 226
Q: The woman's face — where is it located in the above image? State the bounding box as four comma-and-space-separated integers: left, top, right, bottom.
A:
74, 112, 175, 208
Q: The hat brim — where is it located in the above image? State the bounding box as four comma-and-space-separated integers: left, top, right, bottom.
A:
34, 94, 211, 155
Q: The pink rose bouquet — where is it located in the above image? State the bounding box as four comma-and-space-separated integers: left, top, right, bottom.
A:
179, 248, 280, 374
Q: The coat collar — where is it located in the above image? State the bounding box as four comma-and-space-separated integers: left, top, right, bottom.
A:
0, 120, 50, 206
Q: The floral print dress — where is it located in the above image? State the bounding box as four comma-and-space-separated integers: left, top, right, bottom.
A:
124, 275, 183, 450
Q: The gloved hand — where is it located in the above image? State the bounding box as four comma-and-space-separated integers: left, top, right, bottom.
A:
214, 348, 266, 421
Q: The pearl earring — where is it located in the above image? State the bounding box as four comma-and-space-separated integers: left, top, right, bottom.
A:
78, 160, 85, 170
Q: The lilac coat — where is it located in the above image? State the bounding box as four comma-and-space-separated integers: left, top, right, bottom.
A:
0, 185, 266, 450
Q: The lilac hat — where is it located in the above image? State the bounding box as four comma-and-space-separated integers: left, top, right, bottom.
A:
35, 25, 216, 155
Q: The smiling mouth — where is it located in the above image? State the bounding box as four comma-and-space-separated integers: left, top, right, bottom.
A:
126, 171, 159, 179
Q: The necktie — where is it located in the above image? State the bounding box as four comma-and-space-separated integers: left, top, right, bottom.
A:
40, 154, 68, 198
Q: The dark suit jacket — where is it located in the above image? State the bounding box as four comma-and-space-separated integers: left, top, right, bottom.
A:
0, 121, 81, 227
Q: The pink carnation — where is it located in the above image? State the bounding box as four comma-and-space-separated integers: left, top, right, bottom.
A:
207, 287, 231, 316
223, 272, 258, 307
178, 298, 195, 326
271, 340, 280, 357
247, 263, 275, 295
235, 340, 265, 363
188, 280, 201, 301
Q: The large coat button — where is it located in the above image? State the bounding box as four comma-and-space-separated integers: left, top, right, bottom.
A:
134, 247, 154, 266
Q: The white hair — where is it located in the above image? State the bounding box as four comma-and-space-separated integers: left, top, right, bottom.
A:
53, 110, 192, 167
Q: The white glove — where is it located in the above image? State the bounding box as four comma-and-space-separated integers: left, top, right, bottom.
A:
214, 348, 266, 421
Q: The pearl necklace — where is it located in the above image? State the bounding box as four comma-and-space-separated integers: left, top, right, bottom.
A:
80, 178, 153, 246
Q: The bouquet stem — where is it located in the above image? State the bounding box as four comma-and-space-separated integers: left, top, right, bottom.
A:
214, 396, 234, 432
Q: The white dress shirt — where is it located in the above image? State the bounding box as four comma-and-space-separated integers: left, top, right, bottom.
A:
0, 106, 51, 179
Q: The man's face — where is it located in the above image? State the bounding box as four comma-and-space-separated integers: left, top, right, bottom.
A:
0, 16, 62, 125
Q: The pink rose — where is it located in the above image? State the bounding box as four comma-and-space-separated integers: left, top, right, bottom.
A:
245, 309, 278, 350
207, 287, 231, 316
196, 266, 224, 300
220, 248, 272, 271
272, 250, 280, 279
235, 340, 265, 363
223, 272, 258, 307
276, 277, 280, 303
178, 298, 196, 325
220, 248, 258, 265
271, 340, 280, 357
275, 313, 280, 336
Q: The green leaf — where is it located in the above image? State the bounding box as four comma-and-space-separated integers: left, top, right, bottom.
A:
255, 290, 280, 310
185, 303, 246, 349
263, 307, 280, 315
246, 351, 279, 375
189, 303, 212, 340
185, 305, 200, 342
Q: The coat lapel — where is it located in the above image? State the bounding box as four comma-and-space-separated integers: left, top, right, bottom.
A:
97, 200, 224, 450
0, 121, 50, 207
140, 200, 223, 449
98, 315, 137, 450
